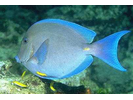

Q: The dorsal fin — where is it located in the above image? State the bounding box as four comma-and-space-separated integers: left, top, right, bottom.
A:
35, 19, 96, 43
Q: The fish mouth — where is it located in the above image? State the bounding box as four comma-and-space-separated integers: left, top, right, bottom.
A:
15, 56, 20, 63
15, 56, 25, 64
15, 44, 34, 64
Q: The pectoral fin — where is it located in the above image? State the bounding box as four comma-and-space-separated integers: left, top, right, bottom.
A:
33, 39, 49, 65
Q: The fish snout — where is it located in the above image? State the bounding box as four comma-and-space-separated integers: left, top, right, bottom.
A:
15, 56, 19, 62
15, 56, 21, 63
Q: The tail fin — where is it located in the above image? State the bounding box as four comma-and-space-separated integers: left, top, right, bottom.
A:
89, 30, 130, 71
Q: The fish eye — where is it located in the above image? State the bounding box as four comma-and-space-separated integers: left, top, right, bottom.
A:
23, 38, 28, 43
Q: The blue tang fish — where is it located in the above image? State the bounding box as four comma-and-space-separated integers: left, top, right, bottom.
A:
15, 19, 130, 80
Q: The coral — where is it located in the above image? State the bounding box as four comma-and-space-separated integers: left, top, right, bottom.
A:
0, 75, 46, 94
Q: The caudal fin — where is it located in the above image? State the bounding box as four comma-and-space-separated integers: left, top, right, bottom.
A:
89, 30, 130, 71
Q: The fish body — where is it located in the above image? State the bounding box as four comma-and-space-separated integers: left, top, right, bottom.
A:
15, 19, 130, 80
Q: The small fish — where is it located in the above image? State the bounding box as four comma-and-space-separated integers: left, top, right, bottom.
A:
12, 81, 27, 88
21, 71, 26, 79
50, 81, 56, 92
15, 19, 130, 80
36, 71, 47, 77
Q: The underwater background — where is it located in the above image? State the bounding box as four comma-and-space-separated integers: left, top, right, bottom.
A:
0, 5, 133, 94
